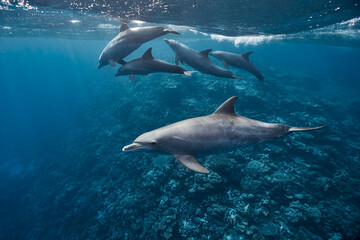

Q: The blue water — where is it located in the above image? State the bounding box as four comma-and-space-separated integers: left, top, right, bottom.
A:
1, 1, 360, 240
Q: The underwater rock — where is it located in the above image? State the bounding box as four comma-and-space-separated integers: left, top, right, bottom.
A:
257, 222, 279, 236
328, 232, 342, 240
246, 160, 270, 176
305, 207, 322, 222
252, 233, 265, 240
241, 176, 263, 192
270, 170, 292, 184
205, 154, 236, 172
295, 228, 323, 240
284, 206, 303, 223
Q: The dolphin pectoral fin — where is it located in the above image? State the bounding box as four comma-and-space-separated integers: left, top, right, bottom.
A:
232, 75, 242, 79
175, 55, 180, 65
108, 60, 116, 66
222, 60, 229, 69
129, 74, 136, 82
174, 154, 209, 174
183, 71, 196, 77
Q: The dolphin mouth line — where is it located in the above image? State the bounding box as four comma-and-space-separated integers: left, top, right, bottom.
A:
122, 143, 146, 152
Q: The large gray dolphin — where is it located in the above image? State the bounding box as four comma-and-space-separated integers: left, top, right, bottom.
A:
98, 23, 180, 69
115, 47, 195, 82
123, 96, 324, 174
164, 39, 241, 79
210, 51, 265, 83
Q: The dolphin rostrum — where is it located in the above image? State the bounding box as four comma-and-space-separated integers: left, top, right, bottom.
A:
98, 23, 180, 69
115, 47, 195, 82
210, 50, 265, 83
122, 96, 324, 174
164, 39, 241, 79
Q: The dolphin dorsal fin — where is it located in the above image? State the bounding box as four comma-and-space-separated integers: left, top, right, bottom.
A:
242, 51, 253, 60
200, 49, 212, 57
213, 96, 238, 115
142, 48, 154, 59
120, 23, 129, 32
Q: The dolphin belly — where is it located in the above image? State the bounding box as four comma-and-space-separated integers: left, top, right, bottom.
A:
230, 60, 264, 82
149, 60, 186, 74
179, 53, 234, 78
100, 40, 141, 63
211, 51, 264, 82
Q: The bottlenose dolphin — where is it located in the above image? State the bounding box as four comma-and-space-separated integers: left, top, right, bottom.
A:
115, 48, 195, 82
210, 51, 264, 83
164, 39, 241, 79
98, 23, 180, 69
123, 96, 324, 174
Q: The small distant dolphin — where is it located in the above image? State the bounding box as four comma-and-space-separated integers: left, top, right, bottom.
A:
210, 51, 265, 83
123, 96, 324, 174
164, 39, 241, 79
98, 23, 180, 69
115, 47, 195, 82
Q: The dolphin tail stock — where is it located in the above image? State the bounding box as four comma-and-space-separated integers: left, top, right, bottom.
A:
288, 125, 325, 132
183, 71, 197, 77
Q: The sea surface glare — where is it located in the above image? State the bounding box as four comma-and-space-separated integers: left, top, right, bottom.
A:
0, 1, 360, 240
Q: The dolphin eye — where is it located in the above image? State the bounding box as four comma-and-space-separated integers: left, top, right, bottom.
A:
151, 141, 156, 145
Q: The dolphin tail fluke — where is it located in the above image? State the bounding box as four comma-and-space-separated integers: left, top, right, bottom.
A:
288, 125, 325, 132
183, 71, 196, 77
166, 30, 181, 35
